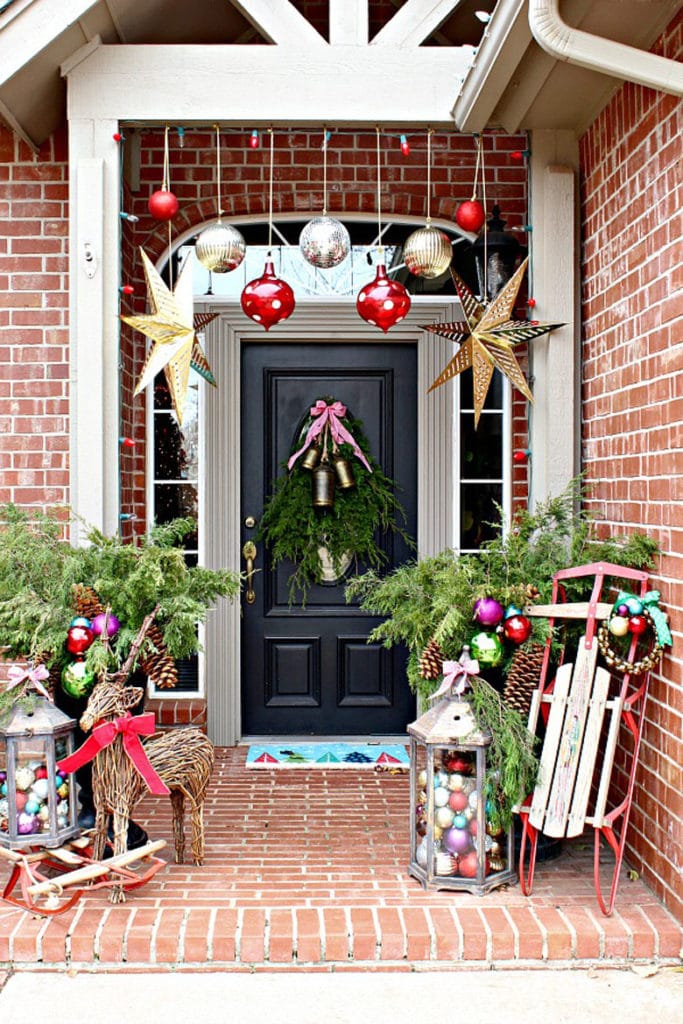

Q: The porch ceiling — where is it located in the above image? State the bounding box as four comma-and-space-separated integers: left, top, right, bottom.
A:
0, 0, 496, 150
453, 0, 682, 135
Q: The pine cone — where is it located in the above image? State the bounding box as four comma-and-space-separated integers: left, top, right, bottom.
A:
140, 623, 178, 690
525, 583, 540, 602
419, 638, 445, 680
503, 643, 545, 718
71, 584, 104, 619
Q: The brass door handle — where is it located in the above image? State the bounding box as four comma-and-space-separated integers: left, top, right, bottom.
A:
242, 541, 257, 604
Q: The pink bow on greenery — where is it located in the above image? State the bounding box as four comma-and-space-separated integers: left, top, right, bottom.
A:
287, 400, 372, 472
7, 663, 51, 700
429, 656, 480, 701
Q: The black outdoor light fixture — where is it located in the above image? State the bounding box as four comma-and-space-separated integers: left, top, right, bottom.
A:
471, 204, 523, 301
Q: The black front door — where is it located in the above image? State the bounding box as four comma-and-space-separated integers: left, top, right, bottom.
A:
240, 341, 417, 736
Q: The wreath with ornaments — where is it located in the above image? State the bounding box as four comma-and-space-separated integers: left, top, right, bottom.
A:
258, 398, 412, 604
597, 589, 672, 675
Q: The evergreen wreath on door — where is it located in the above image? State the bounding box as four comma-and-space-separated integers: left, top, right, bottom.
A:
258, 398, 412, 604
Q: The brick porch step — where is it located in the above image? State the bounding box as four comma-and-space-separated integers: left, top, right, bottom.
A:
1, 747, 681, 969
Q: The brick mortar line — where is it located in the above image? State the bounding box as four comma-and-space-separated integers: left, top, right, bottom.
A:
422, 906, 437, 961
555, 907, 578, 960
477, 905, 493, 964
205, 906, 217, 963
585, 906, 606, 959
451, 907, 465, 960
177, 907, 189, 963
148, 907, 162, 965
343, 907, 352, 962
369, 906, 381, 962
529, 905, 549, 961
234, 907, 244, 963
290, 907, 297, 964
502, 906, 520, 960
93, 907, 110, 962
395, 906, 408, 961
121, 907, 134, 963
612, 908, 633, 959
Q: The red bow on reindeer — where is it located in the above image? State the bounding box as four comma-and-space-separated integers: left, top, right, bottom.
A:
57, 712, 170, 796
287, 400, 372, 472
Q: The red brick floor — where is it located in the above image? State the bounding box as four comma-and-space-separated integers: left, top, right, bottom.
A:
1, 746, 681, 970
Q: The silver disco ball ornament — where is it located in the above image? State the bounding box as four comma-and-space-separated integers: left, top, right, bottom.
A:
299, 216, 351, 269
195, 222, 246, 273
403, 225, 452, 279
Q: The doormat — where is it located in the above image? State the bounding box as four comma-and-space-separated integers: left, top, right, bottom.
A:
245, 742, 410, 769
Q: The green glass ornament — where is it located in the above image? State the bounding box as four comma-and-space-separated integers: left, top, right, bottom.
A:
470, 630, 503, 668
61, 659, 96, 699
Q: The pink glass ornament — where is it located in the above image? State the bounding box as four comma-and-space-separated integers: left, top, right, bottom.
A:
356, 263, 411, 332
241, 259, 295, 331
473, 596, 505, 627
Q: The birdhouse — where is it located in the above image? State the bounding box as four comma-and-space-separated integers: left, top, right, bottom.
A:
408, 692, 515, 894
0, 696, 79, 850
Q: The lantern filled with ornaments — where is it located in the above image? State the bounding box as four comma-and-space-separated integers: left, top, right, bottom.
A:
407, 652, 516, 894
0, 695, 79, 850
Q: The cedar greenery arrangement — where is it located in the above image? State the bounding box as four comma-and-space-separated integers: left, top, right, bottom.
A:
258, 407, 412, 604
0, 504, 240, 714
346, 481, 659, 824
346, 480, 659, 702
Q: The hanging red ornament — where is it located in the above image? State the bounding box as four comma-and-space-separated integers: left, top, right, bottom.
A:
148, 189, 179, 221
241, 259, 295, 331
356, 263, 411, 333
65, 624, 95, 656
455, 199, 486, 233
627, 614, 649, 636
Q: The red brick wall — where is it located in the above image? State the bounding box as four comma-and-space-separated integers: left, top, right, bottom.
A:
0, 127, 70, 509
579, 12, 682, 919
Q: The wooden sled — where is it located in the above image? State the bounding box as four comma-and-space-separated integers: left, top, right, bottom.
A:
0, 832, 166, 916
516, 562, 655, 916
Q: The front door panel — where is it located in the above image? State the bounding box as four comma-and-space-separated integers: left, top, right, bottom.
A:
241, 342, 417, 735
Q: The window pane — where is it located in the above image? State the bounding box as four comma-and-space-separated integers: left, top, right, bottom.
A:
460, 371, 503, 411
460, 482, 503, 549
154, 484, 198, 548
154, 412, 199, 480
461, 413, 503, 479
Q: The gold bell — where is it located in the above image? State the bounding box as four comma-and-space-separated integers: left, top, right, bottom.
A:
300, 443, 322, 471
311, 463, 336, 507
333, 456, 356, 490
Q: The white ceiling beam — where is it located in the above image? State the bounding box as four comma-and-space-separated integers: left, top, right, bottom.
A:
0, 0, 99, 87
229, 0, 325, 47
102, 0, 128, 43
329, 0, 368, 46
0, 95, 40, 153
373, 0, 463, 48
65, 44, 471, 123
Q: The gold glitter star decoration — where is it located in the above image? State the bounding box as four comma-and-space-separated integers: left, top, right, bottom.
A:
421, 256, 565, 426
121, 248, 216, 424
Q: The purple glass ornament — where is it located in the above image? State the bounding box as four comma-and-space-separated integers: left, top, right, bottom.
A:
91, 612, 121, 638
17, 811, 39, 835
443, 826, 472, 855
473, 596, 505, 627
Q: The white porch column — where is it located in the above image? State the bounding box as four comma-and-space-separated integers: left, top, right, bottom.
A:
528, 129, 581, 507
66, 106, 122, 538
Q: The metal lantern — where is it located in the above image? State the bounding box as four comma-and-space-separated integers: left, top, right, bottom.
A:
471, 205, 522, 301
195, 222, 246, 274
408, 692, 515, 894
403, 225, 452, 279
0, 696, 79, 850
299, 216, 351, 269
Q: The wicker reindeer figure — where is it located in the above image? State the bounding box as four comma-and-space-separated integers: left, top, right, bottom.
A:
62, 609, 214, 902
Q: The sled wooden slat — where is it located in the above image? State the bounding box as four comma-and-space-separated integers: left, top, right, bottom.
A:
529, 663, 572, 830
524, 602, 612, 620
566, 667, 610, 837
589, 693, 625, 829
542, 640, 600, 838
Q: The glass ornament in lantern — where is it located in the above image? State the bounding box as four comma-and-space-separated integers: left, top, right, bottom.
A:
356, 263, 411, 333
241, 258, 295, 331
402, 226, 452, 279
299, 216, 350, 269
407, 681, 515, 894
195, 222, 246, 274
0, 696, 79, 850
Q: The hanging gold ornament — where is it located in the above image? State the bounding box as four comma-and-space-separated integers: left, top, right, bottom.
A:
421, 257, 564, 426
122, 248, 214, 424
403, 130, 452, 280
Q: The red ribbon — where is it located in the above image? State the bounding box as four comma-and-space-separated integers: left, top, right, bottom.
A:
287, 400, 372, 472
57, 712, 170, 796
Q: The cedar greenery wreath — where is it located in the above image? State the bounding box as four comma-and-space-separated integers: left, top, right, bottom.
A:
258, 398, 412, 603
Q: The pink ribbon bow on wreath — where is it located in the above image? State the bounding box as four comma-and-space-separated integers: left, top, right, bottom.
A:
287, 400, 372, 472
57, 711, 170, 796
7, 663, 51, 700
429, 657, 480, 702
